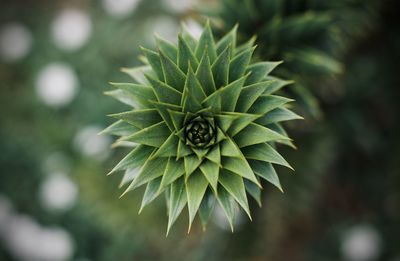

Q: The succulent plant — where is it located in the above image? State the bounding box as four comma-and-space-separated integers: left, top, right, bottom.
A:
103, 21, 301, 233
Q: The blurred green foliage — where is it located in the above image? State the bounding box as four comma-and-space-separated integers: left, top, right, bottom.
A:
206, 0, 378, 119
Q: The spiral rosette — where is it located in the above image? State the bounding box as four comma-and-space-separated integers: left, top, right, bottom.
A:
103, 21, 302, 234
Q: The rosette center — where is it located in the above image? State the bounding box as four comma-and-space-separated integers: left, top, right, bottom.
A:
184, 116, 216, 148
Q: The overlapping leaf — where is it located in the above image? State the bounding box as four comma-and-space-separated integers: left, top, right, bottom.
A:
105, 22, 300, 233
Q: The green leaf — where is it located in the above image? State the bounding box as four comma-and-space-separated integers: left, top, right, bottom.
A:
123, 122, 171, 147
242, 143, 293, 170
205, 145, 221, 166
177, 140, 193, 159
182, 65, 206, 113
244, 180, 262, 207
168, 109, 185, 132
184, 154, 203, 178
212, 44, 231, 88
111, 139, 137, 148
264, 76, 293, 94
182, 92, 203, 113
101, 120, 139, 136
159, 51, 186, 92
160, 158, 185, 190
245, 61, 282, 85
216, 127, 227, 143
201, 87, 221, 112
119, 168, 139, 188
165, 185, 170, 213
268, 123, 296, 148
123, 156, 168, 193
139, 177, 162, 213
216, 24, 237, 55
140, 47, 164, 81
234, 122, 289, 147
250, 160, 283, 192
167, 177, 187, 235
293, 82, 321, 119
216, 186, 237, 232
234, 35, 256, 56
248, 95, 293, 114
108, 145, 154, 175
198, 191, 215, 230
260, 12, 331, 43
152, 133, 179, 158
195, 21, 217, 63
181, 23, 198, 51
196, 48, 216, 95
227, 112, 260, 136
156, 35, 178, 62
199, 160, 219, 191
219, 169, 251, 219
220, 137, 242, 158
151, 101, 181, 131
291, 48, 342, 75
222, 156, 261, 187
174, 128, 184, 143
214, 114, 238, 132
186, 169, 209, 231
145, 74, 182, 105
221, 76, 246, 112
110, 82, 156, 103
178, 34, 199, 73
202, 76, 246, 112
109, 109, 162, 129
229, 46, 255, 82
192, 147, 209, 160
121, 65, 151, 84
188, 65, 207, 101
256, 107, 303, 125
235, 81, 273, 112
104, 89, 139, 108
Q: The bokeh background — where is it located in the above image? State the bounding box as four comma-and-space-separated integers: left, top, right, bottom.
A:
0, 0, 399, 260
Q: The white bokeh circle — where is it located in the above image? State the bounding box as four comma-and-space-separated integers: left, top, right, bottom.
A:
341, 224, 382, 261
35, 62, 78, 108
0, 22, 32, 62
51, 9, 92, 51
4, 216, 74, 261
183, 19, 203, 40
74, 125, 112, 161
39, 172, 78, 212
162, 0, 198, 13
146, 16, 179, 44
102, 0, 142, 17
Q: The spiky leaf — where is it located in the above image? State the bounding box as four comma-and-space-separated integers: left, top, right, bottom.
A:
104, 22, 298, 233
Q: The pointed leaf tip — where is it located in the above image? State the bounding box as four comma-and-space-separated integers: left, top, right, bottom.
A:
186, 170, 208, 232
167, 177, 187, 235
